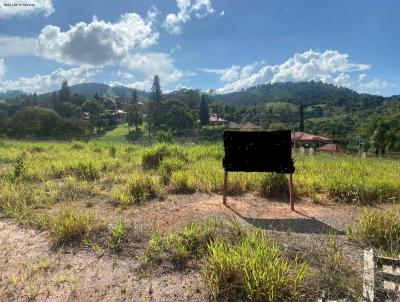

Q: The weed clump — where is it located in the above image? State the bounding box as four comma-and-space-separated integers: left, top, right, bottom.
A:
303, 234, 362, 301
12, 155, 26, 179
142, 144, 188, 170
68, 162, 100, 181
204, 230, 307, 302
169, 170, 195, 193
347, 209, 400, 256
158, 157, 187, 185
148, 219, 220, 264
50, 208, 101, 245
257, 172, 288, 198
109, 219, 128, 253
115, 173, 159, 206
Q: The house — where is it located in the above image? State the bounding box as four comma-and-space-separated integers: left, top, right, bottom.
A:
291, 131, 336, 149
209, 114, 227, 126
319, 143, 344, 154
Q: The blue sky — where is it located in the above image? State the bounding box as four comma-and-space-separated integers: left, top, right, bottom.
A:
0, 0, 399, 96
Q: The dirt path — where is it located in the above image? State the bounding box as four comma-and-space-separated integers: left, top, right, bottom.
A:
0, 194, 384, 301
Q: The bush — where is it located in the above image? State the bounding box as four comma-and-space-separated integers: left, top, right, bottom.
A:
50, 208, 101, 245
347, 209, 400, 256
204, 230, 307, 302
142, 144, 188, 170
68, 162, 100, 181
257, 173, 288, 198
115, 173, 159, 206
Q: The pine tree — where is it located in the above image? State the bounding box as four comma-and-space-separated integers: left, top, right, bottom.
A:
58, 80, 71, 104
151, 75, 162, 104
199, 94, 209, 126
147, 75, 162, 129
299, 101, 304, 132
131, 89, 138, 105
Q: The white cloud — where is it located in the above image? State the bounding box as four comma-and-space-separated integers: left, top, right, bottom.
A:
0, 0, 54, 18
122, 52, 185, 86
0, 66, 99, 93
199, 61, 265, 82
0, 58, 6, 78
113, 70, 134, 80
37, 12, 159, 66
0, 36, 37, 57
208, 50, 372, 93
163, 0, 218, 34
358, 78, 388, 93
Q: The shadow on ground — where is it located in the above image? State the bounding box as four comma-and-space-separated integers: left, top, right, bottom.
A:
227, 205, 344, 235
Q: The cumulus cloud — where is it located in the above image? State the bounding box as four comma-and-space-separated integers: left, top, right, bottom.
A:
358, 78, 388, 93
163, 0, 219, 34
0, 36, 38, 57
0, 58, 6, 78
199, 61, 265, 82
206, 50, 372, 93
36, 12, 159, 66
0, 66, 99, 93
122, 52, 185, 85
0, 0, 54, 18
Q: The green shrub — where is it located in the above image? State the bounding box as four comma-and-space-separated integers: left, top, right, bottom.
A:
142, 144, 187, 170
204, 230, 307, 302
115, 173, 159, 206
257, 173, 288, 198
50, 208, 101, 245
347, 209, 400, 256
109, 219, 128, 253
13, 155, 26, 179
68, 162, 100, 181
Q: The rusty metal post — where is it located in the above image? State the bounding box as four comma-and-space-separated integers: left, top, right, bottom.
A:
223, 171, 228, 205
289, 173, 294, 211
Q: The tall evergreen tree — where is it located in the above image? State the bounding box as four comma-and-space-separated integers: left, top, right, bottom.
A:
131, 89, 138, 105
151, 75, 162, 104
299, 101, 304, 132
199, 94, 209, 126
58, 80, 71, 104
94, 92, 100, 100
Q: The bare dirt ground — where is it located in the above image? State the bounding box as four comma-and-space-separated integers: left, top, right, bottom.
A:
0, 193, 394, 301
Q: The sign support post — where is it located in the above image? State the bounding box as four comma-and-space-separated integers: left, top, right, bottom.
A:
289, 173, 294, 211
223, 171, 228, 205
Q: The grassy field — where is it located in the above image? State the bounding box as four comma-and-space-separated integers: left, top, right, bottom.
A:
1, 138, 400, 300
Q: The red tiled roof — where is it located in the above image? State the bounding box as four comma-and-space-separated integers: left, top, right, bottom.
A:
291, 131, 334, 142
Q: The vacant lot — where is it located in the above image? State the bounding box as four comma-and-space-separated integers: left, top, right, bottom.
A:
1, 140, 400, 301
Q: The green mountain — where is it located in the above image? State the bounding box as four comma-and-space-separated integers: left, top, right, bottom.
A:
214, 81, 388, 109
0, 90, 26, 99
70, 83, 148, 99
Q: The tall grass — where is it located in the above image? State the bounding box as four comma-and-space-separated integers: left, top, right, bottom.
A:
0, 140, 399, 204
204, 230, 307, 302
347, 209, 400, 256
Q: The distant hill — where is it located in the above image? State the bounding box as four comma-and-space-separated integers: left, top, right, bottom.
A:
213, 81, 386, 108
70, 83, 149, 99
0, 90, 26, 99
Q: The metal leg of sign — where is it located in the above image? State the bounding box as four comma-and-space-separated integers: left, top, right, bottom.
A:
289, 173, 294, 211
223, 171, 228, 205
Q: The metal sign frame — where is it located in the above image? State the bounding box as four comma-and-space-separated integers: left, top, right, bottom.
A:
222, 130, 295, 210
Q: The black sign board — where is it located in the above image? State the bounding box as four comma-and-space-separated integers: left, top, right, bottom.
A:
223, 130, 295, 173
